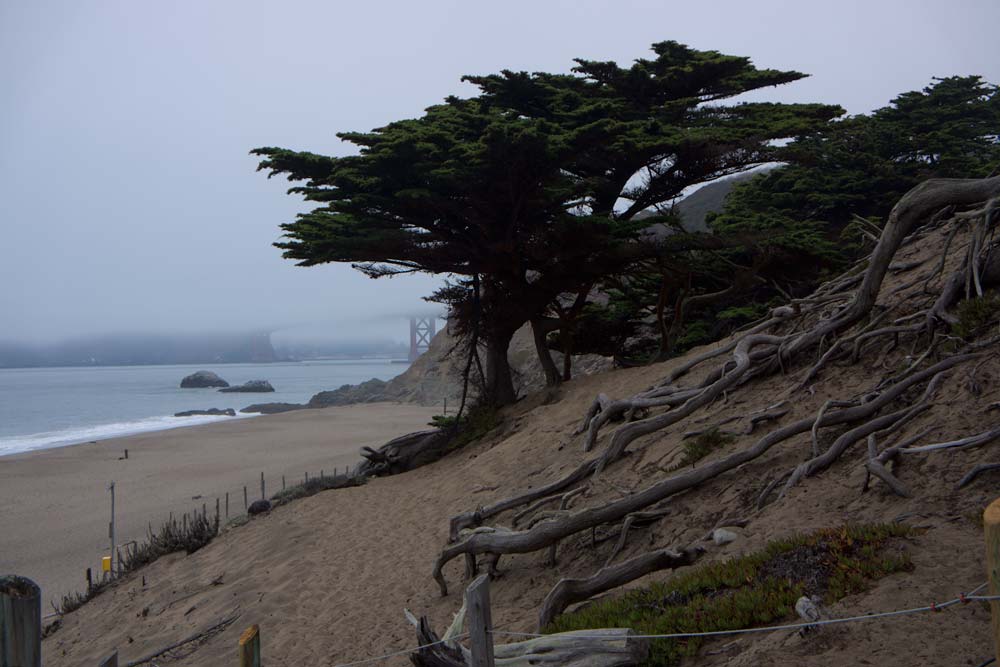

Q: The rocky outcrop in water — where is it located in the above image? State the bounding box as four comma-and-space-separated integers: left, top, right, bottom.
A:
219, 380, 274, 393
180, 370, 229, 388
174, 408, 237, 417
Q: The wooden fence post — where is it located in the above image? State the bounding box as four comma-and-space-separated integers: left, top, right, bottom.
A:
465, 574, 495, 667
243, 486, 248, 511
260, 472, 265, 500
238, 624, 261, 667
281, 475, 285, 491
0, 575, 41, 667
108, 481, 116, 576
986, 497, 1000, 661
98, 649, 119, 667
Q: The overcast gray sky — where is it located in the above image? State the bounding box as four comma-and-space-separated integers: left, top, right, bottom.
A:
2, 0, 998, 344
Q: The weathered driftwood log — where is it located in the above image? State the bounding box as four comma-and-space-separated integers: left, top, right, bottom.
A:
408, 612, 648, 667
491, 629, 648, 667
409, 614, 466, 667
538, 546, 703, 631
358, 429, 452, 477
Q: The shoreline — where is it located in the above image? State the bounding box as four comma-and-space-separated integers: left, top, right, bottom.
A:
0, 401, 437, 602
0, 411, 261, 458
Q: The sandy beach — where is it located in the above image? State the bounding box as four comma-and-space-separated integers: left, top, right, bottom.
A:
0, 402, 436, 601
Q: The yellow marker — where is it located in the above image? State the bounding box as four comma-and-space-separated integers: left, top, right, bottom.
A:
101, 556, 111, 572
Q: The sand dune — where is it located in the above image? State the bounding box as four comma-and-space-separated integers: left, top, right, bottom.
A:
0, 403, 437, 602
34, 221, 1000, 666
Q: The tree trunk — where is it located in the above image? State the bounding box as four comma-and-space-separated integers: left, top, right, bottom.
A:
530, 318, 562, 387
485, 328, 518, 407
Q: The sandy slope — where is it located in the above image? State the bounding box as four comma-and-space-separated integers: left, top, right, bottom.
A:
0, 403, 437, 602
40, 223, 1000, 665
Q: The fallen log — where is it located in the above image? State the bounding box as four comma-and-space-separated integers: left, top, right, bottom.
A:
358, 429, 452, 477
408, 612, 648, 667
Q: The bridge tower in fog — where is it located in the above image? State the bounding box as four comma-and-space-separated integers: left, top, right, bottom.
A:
409, 316, 436, 361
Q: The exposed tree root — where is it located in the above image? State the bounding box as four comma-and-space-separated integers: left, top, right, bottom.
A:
434, 175, 1000, 620
602, 505, 672, 568
537, 546, 703, 631
863, 435, 911, 497
956, 462, 1000, 489
433, 352, 978, 595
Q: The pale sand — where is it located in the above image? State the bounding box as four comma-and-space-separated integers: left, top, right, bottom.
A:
0, 403, 436, 601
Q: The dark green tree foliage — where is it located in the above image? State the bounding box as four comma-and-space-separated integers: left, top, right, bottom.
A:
607, 75, 1000, 363
466, 41, 841, 221
254, 42, 840, 404
711, 76, 1000, 251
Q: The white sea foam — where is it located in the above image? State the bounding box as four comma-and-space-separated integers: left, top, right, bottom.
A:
0, 413, 257, 457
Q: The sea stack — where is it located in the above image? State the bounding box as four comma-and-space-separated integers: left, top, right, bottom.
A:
180, 370, 230, 388
219, 380, 275, 393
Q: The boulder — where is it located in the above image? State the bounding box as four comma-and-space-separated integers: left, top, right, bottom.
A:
248, 499, 271, 516
711, 528, 739, 546
240, 402, 307, 414
180, 370, 229, 388
174, 408, 237, 417
219, 380, 275, 393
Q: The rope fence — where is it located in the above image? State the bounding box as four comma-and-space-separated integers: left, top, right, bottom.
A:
491, 586, 998, 641
323, 582, 1000, 667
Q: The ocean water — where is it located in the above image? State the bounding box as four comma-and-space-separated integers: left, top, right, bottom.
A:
0, 360, 408, 456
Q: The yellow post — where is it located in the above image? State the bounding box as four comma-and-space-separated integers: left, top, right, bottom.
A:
238, 624, 261, 667
985, 498, 1000, 661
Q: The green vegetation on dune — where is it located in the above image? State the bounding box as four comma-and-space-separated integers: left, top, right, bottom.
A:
430, 403, 503, 451
545, 524, 915, 667
671, 429, 736, 470
952, 292, 1000, 340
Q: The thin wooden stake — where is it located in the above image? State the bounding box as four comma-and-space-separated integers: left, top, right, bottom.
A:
465, 574, 495, 667
260, 471, 265, 500
0, 575, 41, 667
243, 485, 248, 511
304, 471, 308, 484
282, 475, 285, 490
108, 481, 116, 576
215, 497, 220, 524
985, 497, 1000, 662
238, 624, 261, 667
